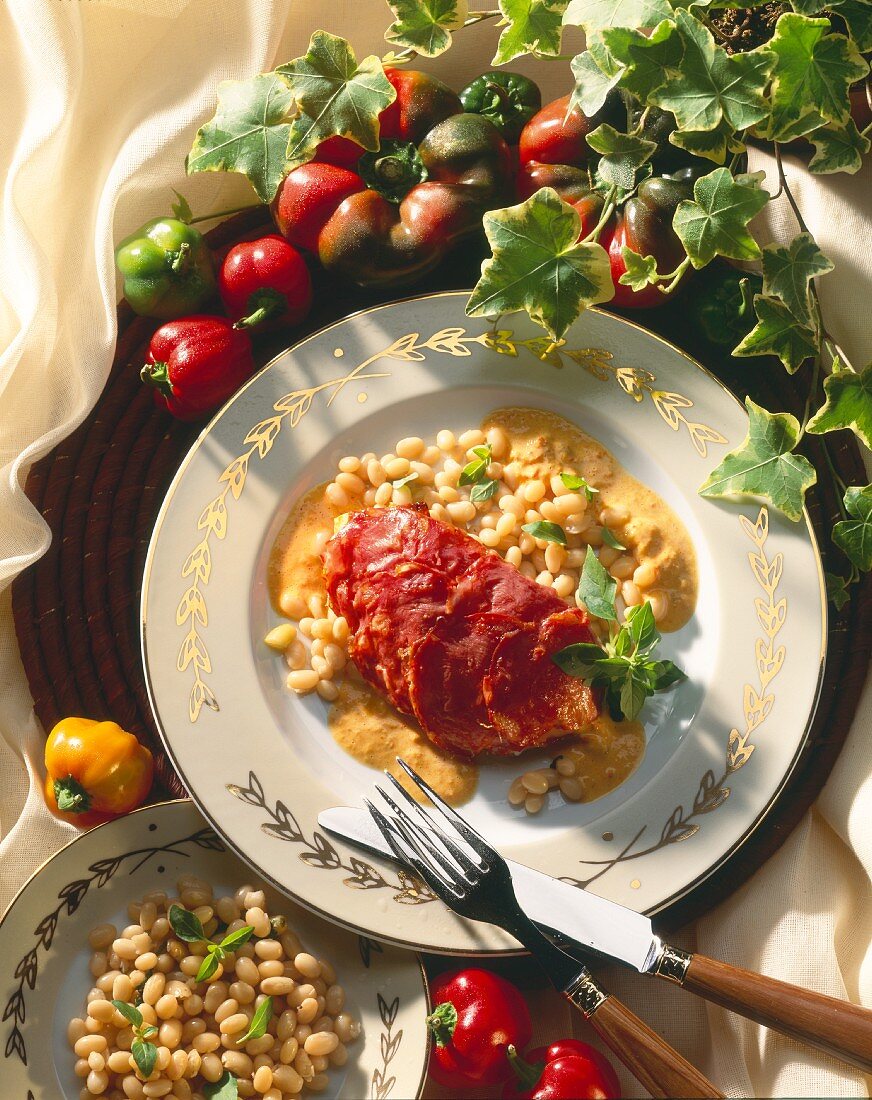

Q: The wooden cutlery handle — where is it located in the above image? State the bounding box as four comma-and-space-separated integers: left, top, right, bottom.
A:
587, 995, 723, 1098
682, 954, 872, 1072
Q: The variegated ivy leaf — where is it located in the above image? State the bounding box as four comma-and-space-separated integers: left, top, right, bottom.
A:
601, 21, 681, 102
563, 0, 672, 38
672, 167, 769, 268
760, 233, 833, 327
766, 13, 869, 140
186, 73, 294, 202
493, 0, 567, 66
466, 187, 614, 342
807, 361, 872, 449
669, 119, 745, 165
651, 11, 775, 132
808, 118, 871, 174
732, 295, 818, 373
586, 124, 656, 189
278, 32, 396, 171
384, 0, 469, 58
699, 397, 816, 522
569, 42, 624, 117
790, 0, 872, 51
833, 485, 872, 572
618, 248, 659, 290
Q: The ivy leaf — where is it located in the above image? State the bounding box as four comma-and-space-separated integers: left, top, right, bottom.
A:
204, 1072, 240, 1100
384, 0, 469, 57
699, 397, 816, 521
761, 233, 833, 326
278, 32, 396, 171
808, 117, 871, 174
563, 0, 672, 38
825, 570, 851, 610
601, 21, 681, 101
766, 13, 869, 139
833, 485, 872, 572
618, 247, 659, 290
186, 73, 294, 202
669, 119, 745, 165
171, 190, 193, 223
807, 361, 872, 448
493, 0, 567, 65
466, 188, 614, 342
577, 545, 618, 621
673, 167, 769, 268
586, 124, 657, 189
732, 295, 818, 373
569, 44, 624, 117
651, 10, 774, 132
829, 0, 872, 51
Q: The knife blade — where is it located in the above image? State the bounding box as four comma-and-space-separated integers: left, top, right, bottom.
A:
318, 805, 662, 972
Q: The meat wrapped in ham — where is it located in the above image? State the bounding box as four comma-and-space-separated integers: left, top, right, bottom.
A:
322, 504, 598, 758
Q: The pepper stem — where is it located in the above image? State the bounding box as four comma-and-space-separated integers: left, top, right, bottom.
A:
506, 1045, 543, 1090
169, 241, 192, 275
234, 287, 286, 330
425, 1001, 458, 1048
140, 361, 174, 399
54, 776, 91, 814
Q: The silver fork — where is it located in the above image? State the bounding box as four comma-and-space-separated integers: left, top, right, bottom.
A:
366, 759, 722, 1100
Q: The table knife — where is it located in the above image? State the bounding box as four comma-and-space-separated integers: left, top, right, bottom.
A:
319, 805, 872, 1073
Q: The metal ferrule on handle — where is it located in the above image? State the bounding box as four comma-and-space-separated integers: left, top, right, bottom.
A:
563, 969, 609, 1017
651, 940, 693, 984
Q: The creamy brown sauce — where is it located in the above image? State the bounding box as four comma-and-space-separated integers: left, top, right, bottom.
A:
267, 408, 698, 808
483, 407, 698, 632
329, 676, 477, 806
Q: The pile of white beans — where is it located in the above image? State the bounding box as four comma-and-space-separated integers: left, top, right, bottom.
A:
67, 876, 360, 1099
266, 423, 669, 703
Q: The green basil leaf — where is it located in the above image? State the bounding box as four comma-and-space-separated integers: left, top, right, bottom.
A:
522, 520, 567, 545
560, 472, 598, 500
732, 294, 818, 374
459, 444, 492, 485
168, 904, 206, 943
577, 546, 618, 621
204, 1071, 240, 1100
600, 527, 626, 550
493, 0, 567, 67
620, 670, 650, 722
466, 188, 614, 342
645, 658, 687, 690
552, 642, 611, 680
392, 471, 420, 490
470, 479, 499, 503
832, 484, 872, 572
278, 32, 396, 172
807, 360, 872, 449
699, 397, 817, 522
140, 1025, 159, 1040
219, 925, 256, 952
673, 168, 769, 269
384, 0, 468, 58
611, 627, 633, 658
111, 1000, 143, 1028
236, 996, 274, 1045
131, 1038, 158, 1080
186, 73, 295, 203
196, 950, 223, 984
808, 117, 871, 174
625, 601, 658, 651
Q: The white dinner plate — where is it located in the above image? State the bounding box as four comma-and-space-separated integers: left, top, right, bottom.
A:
141, 291, 826, 954
0, 800, 429, 1099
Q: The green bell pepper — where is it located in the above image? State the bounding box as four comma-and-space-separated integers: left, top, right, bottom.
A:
459, 71, 541, 143
115, 217, 216, 319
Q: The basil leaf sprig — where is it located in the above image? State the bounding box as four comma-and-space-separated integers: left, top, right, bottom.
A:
560, 472, 598, 502
459, 443, 492, 485
237, 996, 274, 1044
205, 1070, 240, 1099
111, 1000, 159, 1078
522, 520, 567, 545
554, 547, 685, 721
168, 904, 255, 982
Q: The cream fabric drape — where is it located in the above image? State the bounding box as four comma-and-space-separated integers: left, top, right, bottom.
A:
0, 4, 868, 1097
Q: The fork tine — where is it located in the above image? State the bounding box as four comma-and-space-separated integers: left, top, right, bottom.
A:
377, 779, 480, 882
381, 772, 484, 873
395, 756, 493, 860
364, 798, 462, 899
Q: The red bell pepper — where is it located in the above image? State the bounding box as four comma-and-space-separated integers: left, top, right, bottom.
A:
273, 68, 512, 288
140, 315, 254, 421
503, 1039, 621, 1100
218, 235, 312, 330
427, 968, 532, 1088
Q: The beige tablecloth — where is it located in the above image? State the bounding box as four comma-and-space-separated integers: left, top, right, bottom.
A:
0, 3, 869, 1096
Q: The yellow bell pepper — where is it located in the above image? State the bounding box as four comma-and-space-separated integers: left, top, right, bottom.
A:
44, 718, 154, 827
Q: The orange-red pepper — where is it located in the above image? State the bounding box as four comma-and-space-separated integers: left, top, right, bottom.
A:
44, 718, 154, 827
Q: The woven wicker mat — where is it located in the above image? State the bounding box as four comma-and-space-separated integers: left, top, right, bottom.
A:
11, 209, 871, 929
